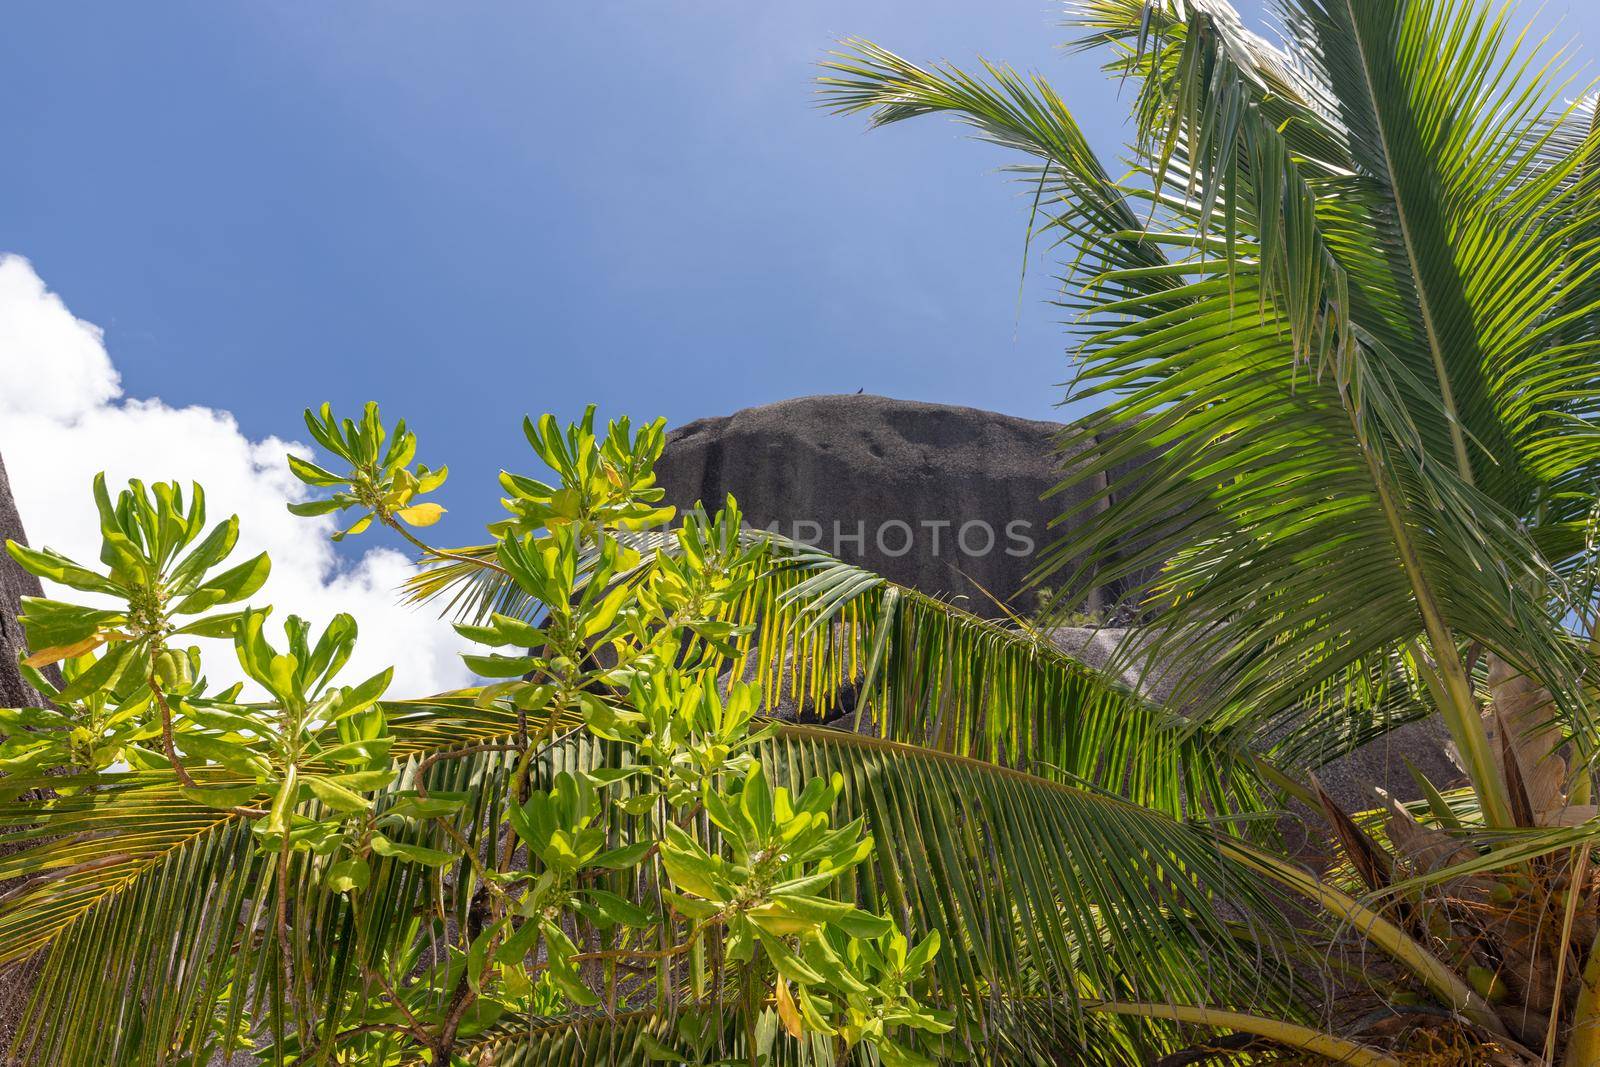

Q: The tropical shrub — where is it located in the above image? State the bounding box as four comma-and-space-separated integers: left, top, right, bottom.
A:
1, 403, 1317, 1066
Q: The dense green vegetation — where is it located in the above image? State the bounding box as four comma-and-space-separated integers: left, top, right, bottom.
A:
820, 0, 1600, 1060
1, 403, 1286, 1065
3, 0, 1600, 1063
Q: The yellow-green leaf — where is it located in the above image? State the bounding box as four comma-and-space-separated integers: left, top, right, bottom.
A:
22, 633, 109, 668
304, 774, 372, 812
394, 502, 445, 527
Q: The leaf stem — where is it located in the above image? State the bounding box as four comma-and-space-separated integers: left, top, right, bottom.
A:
149, 674, 199, 790
1352, 407, 1513, 828
1087, 1001, 1401, 1067
1567, 889, 1600, 1065
276, 832, 311, 1050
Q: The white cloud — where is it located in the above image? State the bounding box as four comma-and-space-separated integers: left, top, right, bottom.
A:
0, 254, 471, 697
0, 257, 120, 420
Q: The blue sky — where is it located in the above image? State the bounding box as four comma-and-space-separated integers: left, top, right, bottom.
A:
5, 0, 1599, 554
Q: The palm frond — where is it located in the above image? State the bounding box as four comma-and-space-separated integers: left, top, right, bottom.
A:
742, 547, 1281, 823
1292, 0, 1600, 507
819, 7, 1600, 828
1073, 0, 1600, 782
0, 703, 533, 1066
0, 776, 264, 1065
383, 692, 566, 755
408, 529, 1280, 823
762, 725, 1304, 1054
806, 36, 1414, 775
408, 723, 1460, 1066
401, 541, 537, 622
1251, 647, 1435, 773
817, 38, 1171, 293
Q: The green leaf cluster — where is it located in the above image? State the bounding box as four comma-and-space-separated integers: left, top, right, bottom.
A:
496, 405, 673, 535
7, 475, 268, 683
287, 401, 447, 540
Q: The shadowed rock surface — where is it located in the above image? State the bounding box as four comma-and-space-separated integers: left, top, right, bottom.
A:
656, 394, 1149, 618
0, 453, 48, 1058
0, 455, 45, 712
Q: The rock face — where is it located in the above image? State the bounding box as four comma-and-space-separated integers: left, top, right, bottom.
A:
0, 452, 47, 1057
0, 453, 46, 711
655, 394, 1146, 618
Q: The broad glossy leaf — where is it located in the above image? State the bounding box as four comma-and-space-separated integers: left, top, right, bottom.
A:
286, 454, 345, 488
303, 774, 371, 812
179, 783, 263, 810
325, 856, 370, 893
394, 502, 444, 527
369, 833, 453, 867
5, 542, 124, 596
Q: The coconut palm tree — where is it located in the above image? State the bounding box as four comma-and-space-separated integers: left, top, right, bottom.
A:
813, 0, 1600, 1060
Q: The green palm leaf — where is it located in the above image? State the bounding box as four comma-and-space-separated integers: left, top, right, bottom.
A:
762, 726, 1299, 1042
398, 724, 1458, 1066
821, 1, 1600, 830
404, 527, 1277, 822
0, 778, 264, 1065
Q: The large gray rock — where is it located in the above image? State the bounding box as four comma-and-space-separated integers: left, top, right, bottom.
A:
656, 394, 1147, 619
